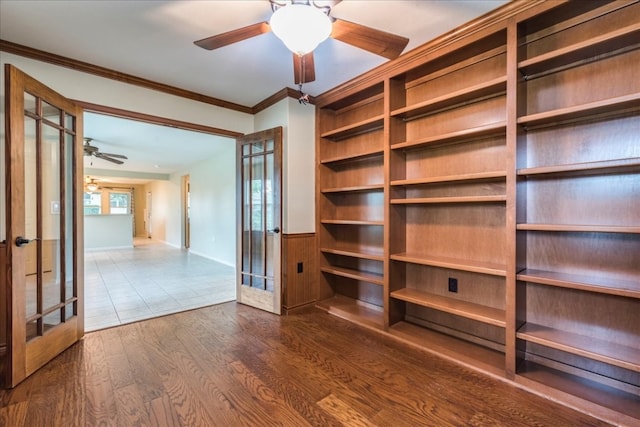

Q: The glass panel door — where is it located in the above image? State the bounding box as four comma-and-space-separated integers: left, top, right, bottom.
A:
237, 128, 282, 314
5, 64, 84, 387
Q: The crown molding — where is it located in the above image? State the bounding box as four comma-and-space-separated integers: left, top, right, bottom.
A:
75, 100, 244, 138
0, 39, 254, 114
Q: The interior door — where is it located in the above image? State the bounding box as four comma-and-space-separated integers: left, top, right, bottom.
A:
236, 127, 282, 314
4, 64, 84, 387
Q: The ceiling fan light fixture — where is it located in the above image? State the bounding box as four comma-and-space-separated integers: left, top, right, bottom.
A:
270, 4, 332, 55
86, 181, 99, 192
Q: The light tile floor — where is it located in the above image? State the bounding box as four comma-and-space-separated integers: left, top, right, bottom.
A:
84, 239, 236, 332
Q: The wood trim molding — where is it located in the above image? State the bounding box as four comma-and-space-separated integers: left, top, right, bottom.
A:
0, 39, 310, 115
75, 100, 244, 138
252, 88, 317, 113
0, 39, 254, 114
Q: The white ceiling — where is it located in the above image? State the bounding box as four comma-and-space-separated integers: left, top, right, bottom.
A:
83, 112, 233, 179
1, 0, 508, 179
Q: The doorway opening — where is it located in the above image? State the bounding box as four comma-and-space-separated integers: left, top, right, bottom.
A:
80, 108, 240, 331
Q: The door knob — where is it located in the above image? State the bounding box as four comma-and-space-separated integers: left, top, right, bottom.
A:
15, 236, 38, 247
268, 227, 280, 234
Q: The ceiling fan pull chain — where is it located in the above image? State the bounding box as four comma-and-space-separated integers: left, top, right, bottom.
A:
298, 83, 309, 105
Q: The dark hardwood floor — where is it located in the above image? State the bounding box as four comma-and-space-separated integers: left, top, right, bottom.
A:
0, 302, 612, 426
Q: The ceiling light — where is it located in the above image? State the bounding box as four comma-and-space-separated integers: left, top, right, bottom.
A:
269, 3, 332, 56
87, 182, 98, 192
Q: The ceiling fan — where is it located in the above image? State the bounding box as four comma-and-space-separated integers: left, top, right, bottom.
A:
194, 0, 409, 85
83, 138, 128, 165
84, 176, 101, 192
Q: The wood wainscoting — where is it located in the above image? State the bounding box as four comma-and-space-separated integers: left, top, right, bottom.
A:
0, 241, 6, 354
282, 233, 317, 313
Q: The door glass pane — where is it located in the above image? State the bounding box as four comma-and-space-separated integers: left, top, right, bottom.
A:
265, 151, 274, 286
24, 115, 37, 319
251, 154, 265, 289
42, 100, 61, 124
251, 141, 263, 154
64, 132, 74, 310
64, 113, 74, 130
242, 156, 250, 277
42, 124, 62, 317
24, 92, 37, 115
43, 309, 62, 332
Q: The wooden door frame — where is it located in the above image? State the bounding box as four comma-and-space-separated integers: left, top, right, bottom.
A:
182, 174, 190, 249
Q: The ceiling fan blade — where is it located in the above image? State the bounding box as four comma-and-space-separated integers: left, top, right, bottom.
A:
194, 22, 270, 50
331, 18, 409, 60
95, 152, 124, 165
98, 152, 128, 159
293, 52, 316, 84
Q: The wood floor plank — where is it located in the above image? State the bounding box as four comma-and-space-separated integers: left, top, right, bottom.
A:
83, 333, 119, 426
317, 393, 378, 427
114, 383, 153, 427
147, 394, 181, 427
0, 401, 28, 427
0, 302, 616, 427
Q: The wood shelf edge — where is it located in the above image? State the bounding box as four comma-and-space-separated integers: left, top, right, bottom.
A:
321, 219, 385, 226
516, 224, 640, 234
320, 247, 385, 262
320, 266, 384, 285
518, 23, 640, 75
516, 361, 640, 424
391, 76, 507, 120
517, 323, 640, 372
517, 93, 640, 127
316, 295, 384, 331
391, 195, 506, 204
319, 149, 384, 165
388, 321, 505, 377
517, 269, 640, 299
391, 171, 506, 186
320, 114, 385, 140
517, 157, 640, 177
391, 288, 506, 327
391, 253, 507, 277
391, 122, 506, 150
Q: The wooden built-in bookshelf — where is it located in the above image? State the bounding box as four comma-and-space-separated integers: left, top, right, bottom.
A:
314, 1, 639, 424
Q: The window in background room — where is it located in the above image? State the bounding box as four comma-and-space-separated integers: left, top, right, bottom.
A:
84, 192, 101, 215
109, 192, 130, 214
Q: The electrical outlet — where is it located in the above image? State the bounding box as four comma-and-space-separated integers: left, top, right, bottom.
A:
448, 277, 458, 293
297, 262, 303, 273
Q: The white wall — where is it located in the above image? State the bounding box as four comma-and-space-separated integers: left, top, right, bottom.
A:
286, 98, 316, 233
85, 214, 133, 250
145, 178, 180, 247
181, 143, 236, 266
253, 98, 316, 234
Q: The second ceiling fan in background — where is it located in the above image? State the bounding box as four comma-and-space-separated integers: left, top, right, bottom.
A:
194, 0, 409, 85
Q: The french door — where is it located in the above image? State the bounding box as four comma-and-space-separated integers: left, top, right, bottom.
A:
4, 64, 84, 387
236, 128, 282, 314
